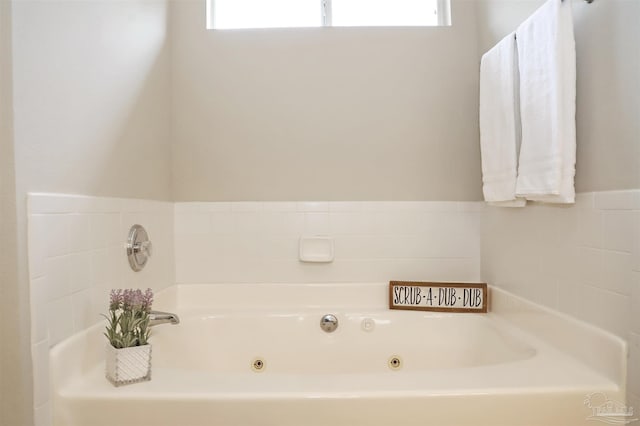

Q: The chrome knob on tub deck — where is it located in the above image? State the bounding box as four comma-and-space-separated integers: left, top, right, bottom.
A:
320, 314, 338, 333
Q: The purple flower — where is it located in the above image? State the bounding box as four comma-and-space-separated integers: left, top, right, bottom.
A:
142, 288, 154, 312
122, 289, 134, 310
119, 288, 153, 311
109, 289, 123, 311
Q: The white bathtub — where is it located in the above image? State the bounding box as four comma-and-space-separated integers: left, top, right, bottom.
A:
50, 283, 626, 426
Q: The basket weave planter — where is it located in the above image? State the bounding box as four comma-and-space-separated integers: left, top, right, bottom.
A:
105, 344, 152, 386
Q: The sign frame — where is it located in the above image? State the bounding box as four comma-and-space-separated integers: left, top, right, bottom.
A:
389, 281, 488, 313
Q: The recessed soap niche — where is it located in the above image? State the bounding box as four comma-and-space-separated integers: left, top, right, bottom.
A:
299, 236, 334, 263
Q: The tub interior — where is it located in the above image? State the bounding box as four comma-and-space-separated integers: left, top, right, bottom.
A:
149, 310, 535, 374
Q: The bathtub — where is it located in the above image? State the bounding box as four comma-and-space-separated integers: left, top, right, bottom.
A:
50, 283, 626, 426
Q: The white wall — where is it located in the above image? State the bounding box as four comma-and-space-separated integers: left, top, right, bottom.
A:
11, 0, 173, 200
170, 0, 482, 201
0, 1, 32, 425
7, 2, 174, 425
475, 0, 640, 192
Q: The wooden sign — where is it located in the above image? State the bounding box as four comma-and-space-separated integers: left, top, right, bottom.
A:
389, 281, 487, 313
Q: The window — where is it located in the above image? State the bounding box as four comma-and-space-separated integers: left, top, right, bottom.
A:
207, 0, 450, 30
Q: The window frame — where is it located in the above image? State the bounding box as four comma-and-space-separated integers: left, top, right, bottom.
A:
207, 0, 450, 30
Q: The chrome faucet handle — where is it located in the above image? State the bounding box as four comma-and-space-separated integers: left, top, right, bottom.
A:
134, 240, 153, 257
127, 225, 152, 271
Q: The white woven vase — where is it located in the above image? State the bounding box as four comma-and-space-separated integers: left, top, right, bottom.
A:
105, 344, 152, 386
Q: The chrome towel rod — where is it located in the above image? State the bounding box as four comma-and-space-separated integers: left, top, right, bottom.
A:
563, 0, 594, 3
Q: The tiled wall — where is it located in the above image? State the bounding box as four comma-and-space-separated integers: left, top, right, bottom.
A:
174, 201, 482, 284
27, 194, 174, 426
28, 191, 640, 423
481, 190, 640, 409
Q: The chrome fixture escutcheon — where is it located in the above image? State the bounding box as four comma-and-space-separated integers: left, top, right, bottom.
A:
320, 314, 339, 333
126, 224, 152, 271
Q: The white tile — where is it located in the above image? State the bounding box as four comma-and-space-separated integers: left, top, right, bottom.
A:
28, 215, 47, 279
603, 211, 634, 253
329, 212, 377, 235
66, 214, 91, 252
32, 340, 50, 407
72, 289, 97, 332
458, 201, 485, 212
34, 402, 52, 426
577, 206, 603, 248
175, 202, 232, 213
297, 202, 329, 212
89, 213, 121, 248
360, 201, 424, 212
360, 202, 391, 212
121, 199, 144, 214
29, 193, 76, 214
174, 235, 220, 281
44, 256, 71, 301
90, 248, 109, 287
47, 296, 74, 346
30, 277, 48, 344
594, 190, 640, 210
82, 196, 123, 214
580, 284, 630, 338
121, 212, 146, 240
262, 202, 297, 212
601, 250, 633, 295
334, 234, 470, 260
557, 279, 581, 319
421, 201, 460, 212
575, 192, 594, 209
235, 212, 264, 234
205, 202, 232, 212
210, 212, 236, 234
329, 202, 363, 212
90, 247, 122, 287
372, 211, 423, 235
174, 213, 211, 235
261, 212, 304, 235
231, 202, 262, 212
135, 199, 172, 214
260, 237, 299, 260
334, 236, 380, 259
90, 287, 111, 326
304, 213, 330, 235
578, 247, 604, 287
69, 252, 92, 293
42, 215, 70, 257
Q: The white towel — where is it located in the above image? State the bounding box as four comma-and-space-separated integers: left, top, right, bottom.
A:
479, 32, 526, 207
515, 0, 576, 203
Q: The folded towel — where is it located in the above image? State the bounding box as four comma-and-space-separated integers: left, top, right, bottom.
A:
479, 32, 526, 207
515, 0, 576, 203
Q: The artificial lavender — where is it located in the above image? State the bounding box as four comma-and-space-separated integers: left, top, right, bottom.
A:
104, 288, 154, 349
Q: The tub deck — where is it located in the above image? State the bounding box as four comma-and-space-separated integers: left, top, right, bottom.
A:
50, 284, 626, 426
